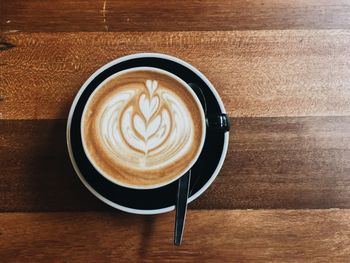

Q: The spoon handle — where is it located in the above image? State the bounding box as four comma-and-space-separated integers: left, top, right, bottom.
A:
174, 170, 191, 246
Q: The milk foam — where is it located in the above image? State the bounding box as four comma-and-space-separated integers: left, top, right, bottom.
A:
82, 69, 205, 188
98, 79, 193, 170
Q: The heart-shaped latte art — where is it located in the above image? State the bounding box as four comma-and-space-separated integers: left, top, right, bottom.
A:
82, 70, 204, 188
99, 79, 192, 168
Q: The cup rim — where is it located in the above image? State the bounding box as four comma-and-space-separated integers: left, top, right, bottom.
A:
80, 66, 207, 190
66, 52, 229, 215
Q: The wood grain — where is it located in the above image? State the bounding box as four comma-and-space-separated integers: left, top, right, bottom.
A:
2, 0, 350, 32
1, 1, 350, 261
0, 0, 4, 34
1, 116, 350, 212
1, 210, 349, 262
1, 31, 350, 119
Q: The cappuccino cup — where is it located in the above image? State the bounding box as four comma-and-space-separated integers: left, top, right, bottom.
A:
67, 53, 230, 214
81, 67, 207, 189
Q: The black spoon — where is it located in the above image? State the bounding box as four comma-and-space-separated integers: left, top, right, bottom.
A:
174, 169, 191, 246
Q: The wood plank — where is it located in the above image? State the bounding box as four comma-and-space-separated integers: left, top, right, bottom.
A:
0, 120, 106, 211
1, 117, 350, 212
0, 210, 349, 262
1, 31, 350, 119
0, 0, 4, 34
197, 116, 350, 209
2, 0, 350, 32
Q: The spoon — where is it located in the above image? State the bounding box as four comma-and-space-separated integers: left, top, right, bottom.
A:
174, 169, 191, 246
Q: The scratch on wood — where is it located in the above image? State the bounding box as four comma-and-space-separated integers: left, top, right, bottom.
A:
5, 30, 20, 33
0, 42, 15, 51
102, 0, 109, 32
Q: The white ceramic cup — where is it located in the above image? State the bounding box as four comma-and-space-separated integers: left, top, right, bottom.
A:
80, 67, 207, 190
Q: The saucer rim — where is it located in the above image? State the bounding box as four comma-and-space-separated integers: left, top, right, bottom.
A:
66, 53, 229, 215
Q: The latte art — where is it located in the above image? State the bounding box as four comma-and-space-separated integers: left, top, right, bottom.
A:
82, 69, 205, 188
100, 79, 192, 168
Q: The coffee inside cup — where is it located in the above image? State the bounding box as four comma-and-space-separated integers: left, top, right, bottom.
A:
81, 68, 205, 189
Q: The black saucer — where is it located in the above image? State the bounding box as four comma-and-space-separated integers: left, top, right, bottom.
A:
68, 54, 228, 214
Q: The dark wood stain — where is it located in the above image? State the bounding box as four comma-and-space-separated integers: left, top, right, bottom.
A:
1, 117, 350, 211
2, 0, 350, 32
0, 41, 14, 51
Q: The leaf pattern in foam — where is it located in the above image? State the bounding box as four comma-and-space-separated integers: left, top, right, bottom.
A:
101, 79, 190, 159
146, 80, 158, 96
139, 94, 159, 120
131, 80, 171, 153
146, 110, 171, 151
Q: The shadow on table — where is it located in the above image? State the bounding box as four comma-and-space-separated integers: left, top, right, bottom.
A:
138, 215, 157, 258
12, 102, 111, 212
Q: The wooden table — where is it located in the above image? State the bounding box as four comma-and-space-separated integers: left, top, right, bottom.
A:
1, 1, 350, 262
